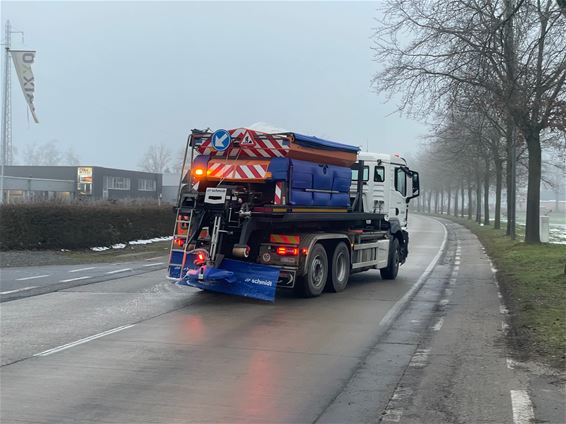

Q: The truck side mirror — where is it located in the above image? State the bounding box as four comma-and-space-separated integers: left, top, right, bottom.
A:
408, 171, 420, 199
412, 172, 420, 195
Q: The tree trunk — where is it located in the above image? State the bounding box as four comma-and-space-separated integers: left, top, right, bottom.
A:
484, 156, 490, 226
435, 191, 439, 214
467, 179, 473, 219
506, 119, 515, 236
525, 130, 542, 243
454, 181, 459, 217
494, 159, 503, 229
440, 190, 444, 214
447, 185, 452, 216
461, 180, 465, 218
427, 190, 432, 214
476, 171, 482, 223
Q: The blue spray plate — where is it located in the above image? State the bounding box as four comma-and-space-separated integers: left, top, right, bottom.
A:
176, 256, 280, 302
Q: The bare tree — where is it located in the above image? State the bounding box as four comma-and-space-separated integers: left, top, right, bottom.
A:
21, 140, 79, 166
139, 144, 172, 173
373, 0, 566, 243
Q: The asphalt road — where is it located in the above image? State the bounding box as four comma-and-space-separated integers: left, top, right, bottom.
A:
0, 215, 560, 423
0, 257, 168, 301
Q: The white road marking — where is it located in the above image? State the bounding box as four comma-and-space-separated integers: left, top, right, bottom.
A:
34, 324, 135, 357
0, 286, 37, 295
69, 267, 96, 273
449, 277, 457, 286
145, 256, 163, 261
432, 317, 444, 331
106, 268, 132, 274
510, 390, 535, 424
409, 348, 430, 368
439, 299, 449, 306
453, 265, 460, 272
444, 288, 453, 296
454, 260, 461, 265
502, 321, 510, 332
381, 408, 403, 422
499, 305, 509, 315
60, 276, 91, 283
506, 358, 521, 369
16, 274, 49, 281
142, 262, 164, 267
373, 221, 448, 337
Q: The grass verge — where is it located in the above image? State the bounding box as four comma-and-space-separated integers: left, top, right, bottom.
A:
437, 215, 566, 369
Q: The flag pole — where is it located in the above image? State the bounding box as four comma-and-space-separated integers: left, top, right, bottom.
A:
0, 20, 11, 205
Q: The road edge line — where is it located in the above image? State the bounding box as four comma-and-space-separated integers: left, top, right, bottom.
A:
371, 218, 448, 338
314, 216, 448, 423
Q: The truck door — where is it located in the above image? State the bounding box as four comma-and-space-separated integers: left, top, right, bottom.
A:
390, 166, 409, 226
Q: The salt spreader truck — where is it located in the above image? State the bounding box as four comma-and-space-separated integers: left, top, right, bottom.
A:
167, 128, 420, 302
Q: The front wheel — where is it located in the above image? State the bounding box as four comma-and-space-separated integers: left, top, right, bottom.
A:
296, 243, 328, 297
380, 237, 400, 280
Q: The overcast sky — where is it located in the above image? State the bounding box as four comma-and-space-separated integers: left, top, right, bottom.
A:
2, 1, 426, 170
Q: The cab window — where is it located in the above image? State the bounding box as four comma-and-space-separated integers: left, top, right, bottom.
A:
351, 166, 369, 182
395, 168, 406, 196
374, 166, 385, 182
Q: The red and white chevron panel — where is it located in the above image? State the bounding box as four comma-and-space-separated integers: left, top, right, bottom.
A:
274, 181, 284, 205
206, 162, 269, 180
195, 129, 289, 159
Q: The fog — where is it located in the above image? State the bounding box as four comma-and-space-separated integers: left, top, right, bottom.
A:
2, 1, 426, 170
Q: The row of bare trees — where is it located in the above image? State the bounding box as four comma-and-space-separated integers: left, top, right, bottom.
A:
373, 0, 566, 243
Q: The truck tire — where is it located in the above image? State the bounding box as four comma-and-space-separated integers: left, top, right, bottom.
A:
380, 237, 400, 280
327, 242, 350, 293
296, 243, 328, 297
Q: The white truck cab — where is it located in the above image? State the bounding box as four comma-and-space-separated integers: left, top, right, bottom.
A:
350, 152, 419, 228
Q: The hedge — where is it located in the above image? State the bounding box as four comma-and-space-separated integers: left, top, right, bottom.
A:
0, 203, 175, 250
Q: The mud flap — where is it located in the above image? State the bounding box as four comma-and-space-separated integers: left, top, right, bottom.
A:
177, 257, 280, 302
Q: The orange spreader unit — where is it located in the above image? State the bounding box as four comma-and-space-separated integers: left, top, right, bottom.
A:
194, 128, 358, 168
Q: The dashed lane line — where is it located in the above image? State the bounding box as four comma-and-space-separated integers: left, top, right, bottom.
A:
68, 267, 96, 273
432, 317, 444, 331
106, 268, 132, 275
510, 390, 535, 424
142, 262, 164, 267
0, 286, 38, 295
15, 274, 49, 281
33, 324, 135, 357
59, 276, 91, 283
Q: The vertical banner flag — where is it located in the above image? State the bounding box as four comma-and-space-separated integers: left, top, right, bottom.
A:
10, 50, 38, 123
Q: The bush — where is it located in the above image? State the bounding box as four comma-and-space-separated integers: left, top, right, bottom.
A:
0, 203, 175, 250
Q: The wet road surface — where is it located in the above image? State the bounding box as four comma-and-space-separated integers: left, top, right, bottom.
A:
2, 215, 558, 423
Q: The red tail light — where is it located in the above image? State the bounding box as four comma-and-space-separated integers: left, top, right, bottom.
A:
276, 246, 299, 256
194, 250, 208, 265
173, 238, 185, 248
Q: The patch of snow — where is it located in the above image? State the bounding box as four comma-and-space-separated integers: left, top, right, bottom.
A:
90, 236, 172, 252
129, 236, 172, 245
247, 122, 290, 134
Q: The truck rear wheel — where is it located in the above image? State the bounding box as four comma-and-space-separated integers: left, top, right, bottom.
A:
380, 238, 400, 280
327, 242, 350, 292
296, 243, 328, 297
